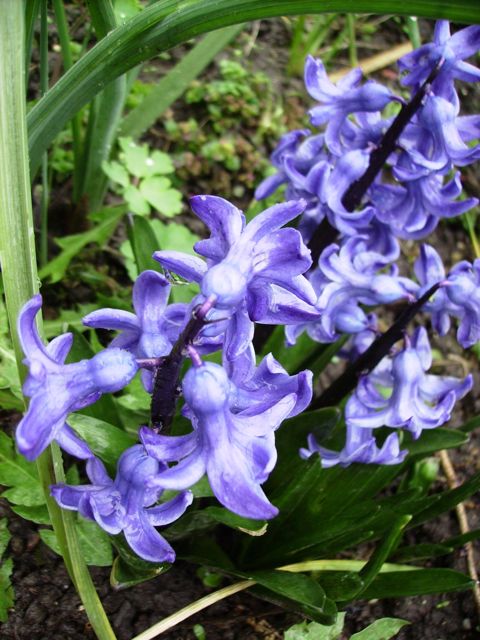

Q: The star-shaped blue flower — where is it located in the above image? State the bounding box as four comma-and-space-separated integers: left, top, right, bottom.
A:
141, 356, 309, 520
51, 445, 192, 562
16, 295, 138, 460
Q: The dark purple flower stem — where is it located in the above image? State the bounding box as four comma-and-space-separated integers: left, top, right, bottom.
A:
341, 61, 443, 213
136, 357, 166, 370
254, 63, 442, 353
150, 296, 216, 431
310, 282, 441, 409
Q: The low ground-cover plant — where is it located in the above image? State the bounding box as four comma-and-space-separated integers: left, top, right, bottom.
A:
1, 3, 480, 639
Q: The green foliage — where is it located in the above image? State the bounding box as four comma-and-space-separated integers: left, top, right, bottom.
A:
110, 534, 171, 589
286, 616, 345, 639
67, 414, 136, 471
43, 303, 99, 338
197, 566, 223, 588
39, 205, 126, 284
163, 411, 480, 619
192, 624, 207, 640
361, 568, 474, 598
350, 618, 409, 639
164, 55, 288, 193
0, 299, 23, 411
120, 25, 243, 139
40, 517, 113, 567
113, 0, 142, 24
103, 137, 182, 218
0, 518, 14, 622
120, 217, 200, 302
27, 1, 480, 177
248, 569, 337, 624
0, 432, 44, 507
186, 59, 271, 128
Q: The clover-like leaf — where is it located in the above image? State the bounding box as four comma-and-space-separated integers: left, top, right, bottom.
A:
139, 176, 182, 217
124, 184, 150, 215
102, 160, 130, 188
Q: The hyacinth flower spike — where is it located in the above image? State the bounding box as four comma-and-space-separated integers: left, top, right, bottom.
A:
142, 355, 300, 520
51, 446, 193, 562
83, 270, 186, 392
301, 424, 407, 468
16, 295, 138, 460
346, 327, 472, 439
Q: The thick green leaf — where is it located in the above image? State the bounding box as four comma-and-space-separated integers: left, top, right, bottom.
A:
110, 534, 171, 589
247, 456, 402, 566
459, 414, 480, 433
0, 519, 10, 558
128, 214, 162, 276
247, 569, 337, 625
67, 413, 136, 469
76, 519, 113, 567
361, 568, 474, 599
356, 515, 411, 596
11, 504, 50, 525
202, 506, 267, 535
39, 205, 126, 283
405, 428, 469, 456
392, 542, 453, 562
350, 618, 409, 640
40, 517, 113, 566
28, 1, 480, 174
269, 408, 341, 493
0, 432, 44, 507
407, 472, 480, 528
110, 556, 169, 589
259, 327, 336, 375
445, 528, 480, 548
316, 571, 365, 601
284, 613, 346, 640
0, 556, 14, 622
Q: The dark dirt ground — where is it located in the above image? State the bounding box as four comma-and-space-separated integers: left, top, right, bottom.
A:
2, 14, 480, 640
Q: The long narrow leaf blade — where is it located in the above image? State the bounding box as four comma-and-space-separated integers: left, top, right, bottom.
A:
28, 0, 480, 173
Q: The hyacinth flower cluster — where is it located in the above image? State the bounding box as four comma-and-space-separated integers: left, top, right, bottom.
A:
256, 20, 480, 466
15, 196, 315, 561
13, 21, 480, 563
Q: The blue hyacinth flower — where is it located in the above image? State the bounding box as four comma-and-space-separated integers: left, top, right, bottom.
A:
51, 446, 192, 563
345, 328, 473, 439
16, 295, 138, 460
141, 358, 307, 520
